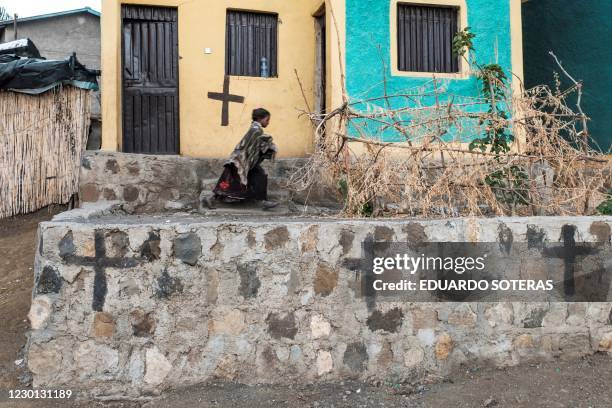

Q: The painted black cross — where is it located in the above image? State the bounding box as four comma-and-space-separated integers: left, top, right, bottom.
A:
208, 75, 245, 126
61, 230, 145, 311
543, 225, 598, 298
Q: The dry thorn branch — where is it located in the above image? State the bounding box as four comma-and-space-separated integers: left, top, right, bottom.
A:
288, 69, 610, 218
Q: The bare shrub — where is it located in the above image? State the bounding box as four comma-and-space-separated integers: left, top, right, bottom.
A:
289, 59, 610, 218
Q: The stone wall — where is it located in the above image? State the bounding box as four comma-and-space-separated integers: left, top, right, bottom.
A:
79, 151, 336, 212
27, 208, 612, 398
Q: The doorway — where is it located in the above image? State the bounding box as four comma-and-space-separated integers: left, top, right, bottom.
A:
121, 5, 180, 154
314, 6, 327, 122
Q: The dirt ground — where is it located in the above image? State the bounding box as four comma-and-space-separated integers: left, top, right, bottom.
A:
0, 209, 611, 408
0, 207, 67, 392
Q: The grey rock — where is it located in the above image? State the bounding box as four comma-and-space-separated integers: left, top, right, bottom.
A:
156, 270, 183, 299
343, 342, 368, 373
266, 312, 298, 340
366, 308, 404, 333
174, 232, 202, 266
238, 263, 261, 299
140, 231, 161, 261
36, 266, 62, 294
523, 308, 547, 328
58, 231, 75, 258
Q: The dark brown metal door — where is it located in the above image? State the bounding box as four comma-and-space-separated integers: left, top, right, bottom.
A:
314, 10, 326, 117
122, 5, 179, 154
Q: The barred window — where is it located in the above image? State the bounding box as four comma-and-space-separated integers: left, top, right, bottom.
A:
397, 4, 459, 73
226, 10, 278, 77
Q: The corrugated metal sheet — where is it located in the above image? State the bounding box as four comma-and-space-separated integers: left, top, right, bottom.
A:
122, 5, 179, 154
226, 10, 278, 77
397, 4, 459, 73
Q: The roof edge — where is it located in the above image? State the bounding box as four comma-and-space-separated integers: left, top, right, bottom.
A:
0, 7, 100, 26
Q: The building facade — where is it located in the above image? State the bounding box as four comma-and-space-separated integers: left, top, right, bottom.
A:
523, 0, 612, 152
100, 0, 523, 158
0, 8, 101, 117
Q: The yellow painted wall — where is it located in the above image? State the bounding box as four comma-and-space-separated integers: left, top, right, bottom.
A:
101, 0, 336, 158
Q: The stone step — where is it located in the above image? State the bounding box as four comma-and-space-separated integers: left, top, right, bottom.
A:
199, 175, 342, 209
196, 200, 338, 217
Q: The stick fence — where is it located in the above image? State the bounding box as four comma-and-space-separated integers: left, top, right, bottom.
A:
0, 86, 91, 218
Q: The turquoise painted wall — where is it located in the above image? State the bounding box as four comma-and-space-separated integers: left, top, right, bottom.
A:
523, 0, 612, 152
345, 0, 514, 142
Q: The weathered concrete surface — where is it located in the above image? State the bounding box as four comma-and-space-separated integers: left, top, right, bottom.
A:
27, 210, 612, 398
79, 151, 338, 213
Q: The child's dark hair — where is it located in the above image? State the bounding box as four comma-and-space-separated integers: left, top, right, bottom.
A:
252, 108, 271, 122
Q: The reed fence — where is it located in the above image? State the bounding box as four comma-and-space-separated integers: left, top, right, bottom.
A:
0, 86, 91, 218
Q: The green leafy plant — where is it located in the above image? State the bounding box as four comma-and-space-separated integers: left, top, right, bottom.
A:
477, 63, 508, 101
453, 28, 514, 155
452, 27, 475, 57
485, 166, 530, 207
337, 176, 374, 217
469, 110, 513, 155
453, 28, 528, 207
337, 177, 349, 200
359, 201, 374, 217
474, 63, 513, 155
597, 189, 612, 215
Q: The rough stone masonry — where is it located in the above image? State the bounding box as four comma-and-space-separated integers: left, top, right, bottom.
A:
26, 204, 612, 398
77, 151, 336, 213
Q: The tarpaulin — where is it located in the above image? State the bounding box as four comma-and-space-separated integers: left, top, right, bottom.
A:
0, 53, 99, 94
0, 38, 41, 58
